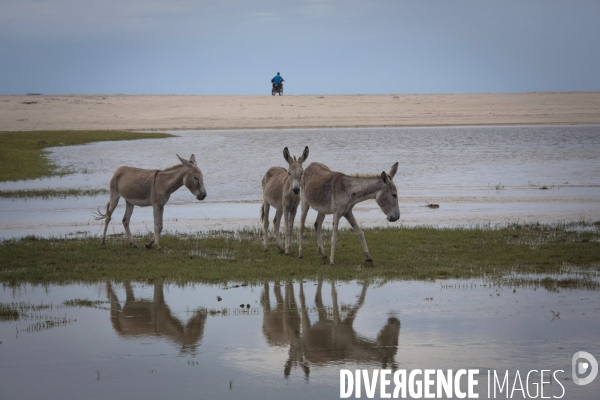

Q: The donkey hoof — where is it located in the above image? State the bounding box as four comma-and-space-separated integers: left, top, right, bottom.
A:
145, 243, 152, 249
156, 246, 162, 251
132, 244, 138, 248
365, 257, 373, 262
263, 248, 269, 252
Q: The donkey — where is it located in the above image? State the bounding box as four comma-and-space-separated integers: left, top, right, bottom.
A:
261, 146, 309, 254
107, 282, 207, 355
298, 162, 400, 265
260, 279, 400, 378
95, 154, 206, 249
298, 279, 400, 370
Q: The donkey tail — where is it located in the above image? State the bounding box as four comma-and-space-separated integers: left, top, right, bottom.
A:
93, 202, 110, 221
260, 204, 265, 223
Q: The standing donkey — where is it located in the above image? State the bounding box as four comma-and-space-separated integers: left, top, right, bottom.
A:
298, 162, 400, 264
95, 154, 206, 249
261, 146, 309, 254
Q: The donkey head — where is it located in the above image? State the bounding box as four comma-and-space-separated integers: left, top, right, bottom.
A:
177, 154, 207, 201
283, 146, 309, 195
375, 162, 400, 222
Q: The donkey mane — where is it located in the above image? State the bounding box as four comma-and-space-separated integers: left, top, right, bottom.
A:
348, 173, 380, 179
162, 164, 186, 172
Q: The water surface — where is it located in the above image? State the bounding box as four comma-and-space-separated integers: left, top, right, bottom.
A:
1, 125, 599, 239
1, 279, 599, 399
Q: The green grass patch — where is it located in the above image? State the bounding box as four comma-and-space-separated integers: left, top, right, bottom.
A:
0, 301, 54, 321
62, 298, 108, 308
0, 303, 20, 321
1, 224, 599, 285
0, 130, 172, 182
0, 188, 109, 199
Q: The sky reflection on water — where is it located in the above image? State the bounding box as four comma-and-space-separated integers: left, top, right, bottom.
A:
1, 279, 599, 399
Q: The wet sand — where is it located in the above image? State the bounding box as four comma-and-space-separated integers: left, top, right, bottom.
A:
2, 92, 600, 131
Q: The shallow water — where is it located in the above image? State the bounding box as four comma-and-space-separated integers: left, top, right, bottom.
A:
1, 125, 599, 239
1, 279, 599, 399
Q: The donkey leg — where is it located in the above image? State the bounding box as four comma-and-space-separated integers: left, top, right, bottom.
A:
283, 208, 291, 255
329, 213, 341, 265
344, 210, 372, 262
273, 208, 284, 252
298, 201, 310, 259
122, 201, 137, 247
262, 202, 270, 251
101, 194, 120, 245
155, 205, 165, 250
315, 212, 327, 258
331, 280, 340, 323
285, 207, 298, 255
146, 204, 164, 250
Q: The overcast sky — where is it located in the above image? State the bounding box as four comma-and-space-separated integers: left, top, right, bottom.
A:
1, 0, 599, 95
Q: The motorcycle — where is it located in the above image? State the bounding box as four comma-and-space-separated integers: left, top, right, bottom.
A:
271, 82, 283, 96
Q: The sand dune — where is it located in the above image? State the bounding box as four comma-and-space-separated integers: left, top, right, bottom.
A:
1, 92, 599, 131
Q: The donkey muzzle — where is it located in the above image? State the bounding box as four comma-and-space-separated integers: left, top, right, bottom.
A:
197, 190, 207, 201
387, 213, 400, 222
292, 187, 300, 195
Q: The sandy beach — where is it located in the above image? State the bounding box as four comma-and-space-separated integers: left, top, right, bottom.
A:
2, 92, 600, 131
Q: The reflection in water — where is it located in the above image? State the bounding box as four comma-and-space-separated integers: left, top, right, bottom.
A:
261, 279, 400, 378
261, 281, 306, 377
1, 280, 600, 399
106, 282, 207, 355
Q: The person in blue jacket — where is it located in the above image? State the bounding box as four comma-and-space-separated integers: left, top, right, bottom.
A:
271, 72, 284, 89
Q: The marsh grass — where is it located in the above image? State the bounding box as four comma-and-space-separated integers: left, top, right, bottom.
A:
0, 130, 172, 182
62, 298, 109, 308
1, 223, 599, 285
0, 301, 74, 333
0, 303, 20, 321
0, 188, 109, 199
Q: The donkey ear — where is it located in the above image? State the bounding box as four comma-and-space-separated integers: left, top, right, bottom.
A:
189, 154, 197, 166
283, 147, 293, 164
380, 171, 390, 184
389, 162, 398, 179
298, 146, 309, 164
177, 154, 194, 169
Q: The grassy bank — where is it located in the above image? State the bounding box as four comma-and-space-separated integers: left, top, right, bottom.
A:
0, 130, 172, 182
1, 224, 599, 285
0, 188, 109, 199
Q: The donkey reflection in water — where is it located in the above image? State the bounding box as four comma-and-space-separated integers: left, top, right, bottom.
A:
106, 282, 207, 355
299, 161, 400, 264
95, 154, 206, 249
261, 279, 400, 378
261, 146, 309, 255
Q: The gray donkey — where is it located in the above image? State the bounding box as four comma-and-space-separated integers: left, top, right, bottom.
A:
95, 154, 206, 249
261, 146, 309, 254
298, 162, 400, 264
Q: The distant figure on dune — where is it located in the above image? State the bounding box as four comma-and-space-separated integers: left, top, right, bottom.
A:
271, 72, 284, 87
271, 72, 285, 95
